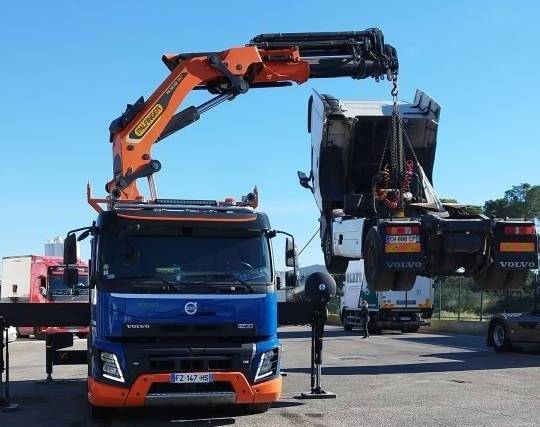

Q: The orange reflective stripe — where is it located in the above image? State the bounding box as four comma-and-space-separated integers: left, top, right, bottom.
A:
385, 243, 422, 253
499, 242, 536, 252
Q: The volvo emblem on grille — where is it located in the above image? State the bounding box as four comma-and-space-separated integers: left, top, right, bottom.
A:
184, 301, 198, 315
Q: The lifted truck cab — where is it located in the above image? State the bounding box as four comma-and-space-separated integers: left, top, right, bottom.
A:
299, 90, 538, 291
65, 200, 288, 417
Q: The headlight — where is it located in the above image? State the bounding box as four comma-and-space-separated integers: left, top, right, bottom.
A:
255, 348, 278, 381
100, 351, 124, 383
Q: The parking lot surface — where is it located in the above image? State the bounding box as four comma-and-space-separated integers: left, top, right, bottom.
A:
2, 326, 539, 427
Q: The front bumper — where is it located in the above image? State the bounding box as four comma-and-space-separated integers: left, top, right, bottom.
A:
88, 372, 282, 407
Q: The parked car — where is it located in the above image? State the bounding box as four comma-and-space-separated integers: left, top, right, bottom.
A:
488, 312, 540, 352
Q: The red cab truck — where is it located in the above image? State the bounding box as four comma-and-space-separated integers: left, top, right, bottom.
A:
0, 255, 89, 337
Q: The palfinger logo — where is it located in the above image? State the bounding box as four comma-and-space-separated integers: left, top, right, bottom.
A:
133, 104, 164, 138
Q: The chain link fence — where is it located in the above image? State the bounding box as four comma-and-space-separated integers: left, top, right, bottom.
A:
433, 273, 539, 321
326, 273, 540, 320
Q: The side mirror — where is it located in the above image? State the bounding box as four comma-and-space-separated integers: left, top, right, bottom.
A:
285, 237, 298, 268
276, 276, 284, 290
304, 272, 337, 303
285, 270, 298, 287
64, 233, 78, 265
297, 171, 313, 191
63, 267, 79, 288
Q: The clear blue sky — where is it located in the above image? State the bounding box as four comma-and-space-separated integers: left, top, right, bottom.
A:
1, 1, 539, 268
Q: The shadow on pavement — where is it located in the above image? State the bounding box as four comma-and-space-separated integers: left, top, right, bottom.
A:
1, 379, 303, 427
284, 346, 540, 376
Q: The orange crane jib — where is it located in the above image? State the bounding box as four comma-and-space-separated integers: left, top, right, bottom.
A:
105, 29, 398, 201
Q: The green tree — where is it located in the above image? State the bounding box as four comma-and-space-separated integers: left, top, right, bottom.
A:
484, 183, 540, 219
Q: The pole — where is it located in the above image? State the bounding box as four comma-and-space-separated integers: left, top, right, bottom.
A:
479, 290, 484, 321
438, 281, 442, 320
0, 316, 5, 406
458, 278, 462, 321
0, 316, 18, 411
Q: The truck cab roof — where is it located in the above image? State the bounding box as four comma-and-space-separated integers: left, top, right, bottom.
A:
96, 205, 271, 232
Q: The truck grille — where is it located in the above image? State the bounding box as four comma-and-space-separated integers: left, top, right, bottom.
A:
148, 382, 234, 394
148, 355, 234, 372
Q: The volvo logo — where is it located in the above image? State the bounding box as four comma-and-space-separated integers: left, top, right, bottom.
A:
385, 261, 423, 269
499, 261, 535, 268
184, 302, 198, 315
126, 324, 150, 329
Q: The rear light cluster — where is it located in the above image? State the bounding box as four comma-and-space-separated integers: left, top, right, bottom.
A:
503, 225, 536, 235
386, 225, 420, 235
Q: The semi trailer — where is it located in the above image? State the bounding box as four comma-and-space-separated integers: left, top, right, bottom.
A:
59, 29, 395, 416
0, 255, 89, 338
341, 260, 432, 333
298, 91, 538, 291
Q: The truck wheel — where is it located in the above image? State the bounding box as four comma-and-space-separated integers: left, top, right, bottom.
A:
342, 311, 353, 331
323, 227, 349, 274
392, 272, 416, 291
402, 326, 420, 333
89, 403, 115, 419
33, 328, 46, 340
364, 227, 395, 291
491, 321, 512, 352
241, 402, 272, 414
472, 265, 508, 290
504, 270, 529, 290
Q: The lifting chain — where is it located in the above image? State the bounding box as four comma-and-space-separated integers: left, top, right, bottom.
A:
373, 72, 416, 213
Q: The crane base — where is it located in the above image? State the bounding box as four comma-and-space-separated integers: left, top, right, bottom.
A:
0, 402, 19, 412
296, 390, 336, 400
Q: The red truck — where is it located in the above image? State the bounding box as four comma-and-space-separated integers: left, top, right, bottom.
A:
0, 255, 89, 338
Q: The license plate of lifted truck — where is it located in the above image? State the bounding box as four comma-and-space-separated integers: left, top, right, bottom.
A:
170, 373, 214, 383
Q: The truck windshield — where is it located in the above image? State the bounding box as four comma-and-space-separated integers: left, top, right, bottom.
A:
48, 274, 89, 296
100, 230, 272, 290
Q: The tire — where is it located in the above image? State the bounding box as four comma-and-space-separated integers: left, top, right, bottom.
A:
342, 311, 353, 332
33, 328, 46, 340
472, 265, 508, 290
16, 328, 30, 338
89, 403, 115, 419
491, 321, 512, 352
322, 227, 349, 274
504, 270, 529, 290
364, 227, 395, 291
241, 402, 272, 414
392, 272, 417, 291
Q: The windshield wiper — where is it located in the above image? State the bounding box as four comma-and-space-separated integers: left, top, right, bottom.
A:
202, 273, 256, 293
114, 274, 180, 292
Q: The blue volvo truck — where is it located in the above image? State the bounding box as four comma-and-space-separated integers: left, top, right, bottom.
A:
64, 197, 293, 417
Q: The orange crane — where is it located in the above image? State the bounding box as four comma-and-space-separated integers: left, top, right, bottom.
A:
90, 30, 397, 208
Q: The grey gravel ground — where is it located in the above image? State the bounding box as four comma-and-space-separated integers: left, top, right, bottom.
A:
1, 326, 539, 427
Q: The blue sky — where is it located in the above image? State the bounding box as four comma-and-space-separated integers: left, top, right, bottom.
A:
0, 1, 539, 268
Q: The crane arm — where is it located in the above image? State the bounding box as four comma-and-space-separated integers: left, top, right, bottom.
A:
105, 29, 398, 201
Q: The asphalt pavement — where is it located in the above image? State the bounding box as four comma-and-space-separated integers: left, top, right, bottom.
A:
1, 326, 539, 427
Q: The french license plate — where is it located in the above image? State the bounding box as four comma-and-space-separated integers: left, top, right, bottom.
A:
386, 235, 418, 244
400, 317, 412, 321
170, 373, 214, 384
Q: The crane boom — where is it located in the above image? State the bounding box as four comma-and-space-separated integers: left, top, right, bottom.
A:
103, 29, 398, 202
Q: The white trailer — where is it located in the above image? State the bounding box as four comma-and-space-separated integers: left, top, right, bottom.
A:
1, 256, 33, 302
340, 260, 432, 333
